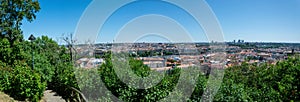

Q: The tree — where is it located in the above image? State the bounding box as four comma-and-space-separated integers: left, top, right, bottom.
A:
0, 0, 40, 65
0, 0, 40, 44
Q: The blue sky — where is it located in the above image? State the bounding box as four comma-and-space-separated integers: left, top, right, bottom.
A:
21, 0, 300, 43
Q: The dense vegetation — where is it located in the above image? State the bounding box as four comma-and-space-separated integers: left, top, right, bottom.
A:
213, 57, 300, 101
0, 1, 80, 101
0, 36, 80, 101
76, 53, 300, 101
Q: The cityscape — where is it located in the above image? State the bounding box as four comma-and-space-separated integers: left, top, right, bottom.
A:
75, 41, 300, 70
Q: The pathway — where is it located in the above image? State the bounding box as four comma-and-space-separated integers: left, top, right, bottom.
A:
42, 90, 65, 102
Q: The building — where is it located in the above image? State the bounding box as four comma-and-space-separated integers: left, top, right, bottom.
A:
138, 57, 166, 68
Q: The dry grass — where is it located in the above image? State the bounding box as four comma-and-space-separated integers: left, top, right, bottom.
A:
0, 92, 14, 102
0, 91, 62, 102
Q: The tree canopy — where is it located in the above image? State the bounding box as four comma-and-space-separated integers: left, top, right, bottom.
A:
0, 0, 40, 43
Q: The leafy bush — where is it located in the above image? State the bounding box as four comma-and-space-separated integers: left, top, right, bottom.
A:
48, 47, 81, 101
0, 62, 46, 102
212, 56, 300, 101
76, 53, 299, 101
95, 53, 182, 101
75, 68, 113, 101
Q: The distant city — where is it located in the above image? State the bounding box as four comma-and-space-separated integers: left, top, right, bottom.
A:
73, 40, 300, 70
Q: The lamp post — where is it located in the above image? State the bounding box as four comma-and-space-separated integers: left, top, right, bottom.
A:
28, 34, 36, 69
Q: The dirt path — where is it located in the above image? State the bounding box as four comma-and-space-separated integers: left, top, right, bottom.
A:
0, 92, 14, 102
42, 90, 65, 102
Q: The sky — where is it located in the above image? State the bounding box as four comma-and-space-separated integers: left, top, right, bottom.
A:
21, 0, 300, 43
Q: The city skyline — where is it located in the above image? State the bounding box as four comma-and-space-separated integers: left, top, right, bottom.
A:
21, 0, 300, 43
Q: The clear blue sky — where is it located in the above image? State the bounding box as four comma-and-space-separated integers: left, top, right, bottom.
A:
21, 0, 300, 43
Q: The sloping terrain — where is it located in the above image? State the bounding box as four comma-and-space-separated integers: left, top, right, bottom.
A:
42, 90, 65, 102
0, 92, 14, 102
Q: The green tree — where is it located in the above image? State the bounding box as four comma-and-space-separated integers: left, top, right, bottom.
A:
0, 0, 40, 44
47, 45, 81, 101
0, 0, 40, 65
98, 52, 181, 101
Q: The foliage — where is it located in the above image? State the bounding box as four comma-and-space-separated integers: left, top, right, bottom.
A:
75, 68, 112, 101
0, 0, 83, 101
0, 35, 81, 101
90, 53, 181, 101
47, 46, 80, 101
128, 58, 151, 78
99, 67, 179, 101
0, 1, 45, 100
28, 36, 59, 83
0, 61, 46, 102
0, 37, 48, 101
0, 38, 11, 64
212, 56, 300, 101
0, 0, 40, 44
0, 38, 27, 65
189, 74, 207, 101
1, 34, 300, 102
1, 0, 300, 101
74, 53, 300, 101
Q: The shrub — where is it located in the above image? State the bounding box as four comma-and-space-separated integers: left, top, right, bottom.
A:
0, 62, 46, 102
